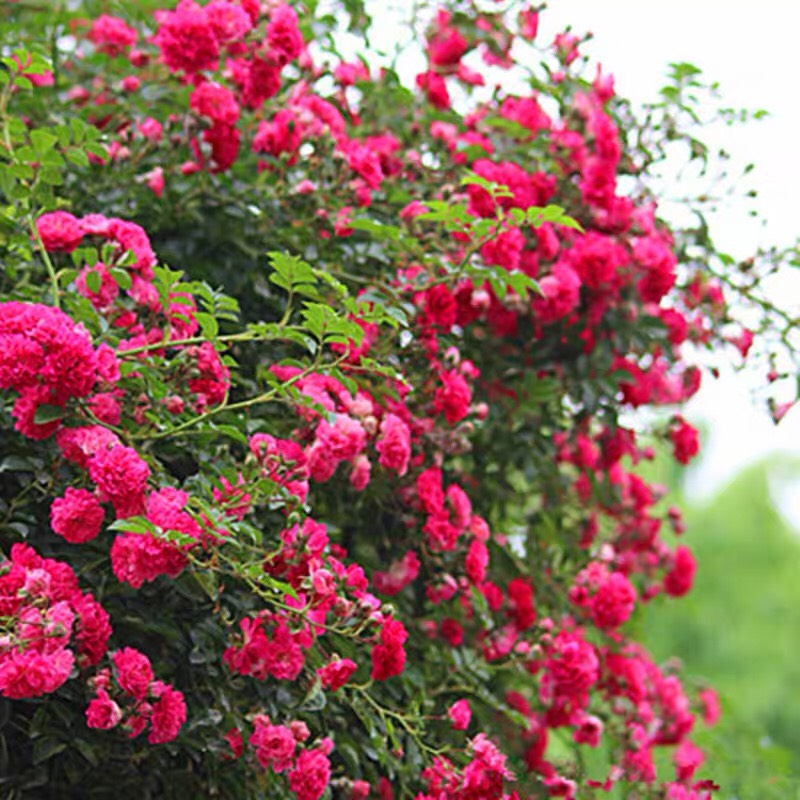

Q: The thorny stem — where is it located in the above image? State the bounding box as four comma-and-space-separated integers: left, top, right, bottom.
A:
187, 548, 373, 639
1, 476, 51, 527
130, 351, 347, 442
351, 684, 451, 759
77, 400, 129, 439
29, 213, 61, 309
116, 325, 309, 358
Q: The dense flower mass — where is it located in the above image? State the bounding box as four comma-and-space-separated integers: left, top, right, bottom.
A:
0, 544, 111, 698
0, 300, 98, 438
0, 0, 792, 797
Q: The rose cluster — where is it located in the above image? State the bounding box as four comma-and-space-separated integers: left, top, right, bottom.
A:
86, 647, 186, 744
0, 544, 110, 699
0, 0, 780, 797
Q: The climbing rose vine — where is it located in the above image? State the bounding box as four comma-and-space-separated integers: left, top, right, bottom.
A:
0, 1, 796, 798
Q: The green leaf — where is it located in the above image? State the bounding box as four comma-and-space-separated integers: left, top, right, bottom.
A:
527, 204, 583, 232
330, 368, 358, 398
348, 218, 404, 242
59, 268, 78, 287
0, 456, 35, 472
54, 126, 71, 149
65, 147, 90, 168
85, 268, 102, 294
73, 739, 99, 767
38, 166, 63, 185
267, 251, 317, 292
162, 529, 197, 546
69, 118, 87, 144
669, 61, 703, 80
282, 329, 317, 353
195, 312, 219, 340
461, 170, 513, 198
297, 680, 326, 712
84, 142, 108, 159
313, 269, 348, 297
488, 276, 507, 299
300, 302, 331, 339
263, 576, 299, 600
30, 130, 58, 157
32, 404, 64, 424
482, 115, 532, 139
215, 424, 249, 445
505, 270, 543, 297
108, 517, 156, 535
193, 570, 218, 601
293, 283, 320, 299
14, 145, 36, 164
32, 739, 66, 765
110, 267, 132, 290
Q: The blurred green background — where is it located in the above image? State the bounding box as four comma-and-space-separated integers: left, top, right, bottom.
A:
640, 449, 800, 797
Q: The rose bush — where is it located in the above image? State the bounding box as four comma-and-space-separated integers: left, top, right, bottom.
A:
0, 1, 796, 798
